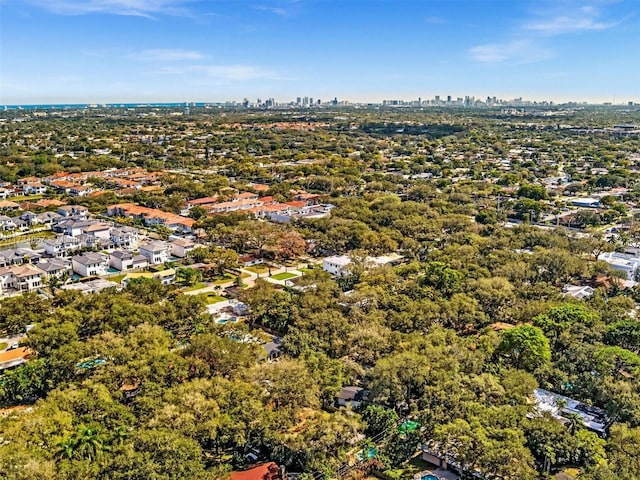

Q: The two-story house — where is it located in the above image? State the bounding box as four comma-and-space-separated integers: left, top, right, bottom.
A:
139, 241, 170, 265
43, 235, 82, 257
0, 264, 45, 293
36, 258, 72, 279
110, 227, 140, 249
71, 252, 109, 277
170, 238, 196, 258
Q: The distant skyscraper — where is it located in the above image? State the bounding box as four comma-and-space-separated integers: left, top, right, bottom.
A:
447, 95, 451, 104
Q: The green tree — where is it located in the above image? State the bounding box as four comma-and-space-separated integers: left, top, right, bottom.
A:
497, 325, 551, 371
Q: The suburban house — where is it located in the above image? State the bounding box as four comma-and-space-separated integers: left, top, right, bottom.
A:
58, 205, 89, 218
139, 241, 170, 265
598, 251, 640, 280
23, 183, 47, 195
110, 227, 140, 249
35, 211, 62, 225
19, 211, 39, 225
231, 462, 284, 480
170, 238, 196, 258
68, 185, 94, 197
106, 203, 194, 233
0, 200, 21, 211
0, 264, 45, 293
36, 258, 72, 279
322, 255, 352, 276
82, 222, 112, 239
71, 252, 109, 277
0, 215, 16, 230
239, 255, 264, 267
43, 235, 82, 257
335, 386, 369, 409
109, 251, 148, 271
0, 248, 41, 266
530, 388, 611, 436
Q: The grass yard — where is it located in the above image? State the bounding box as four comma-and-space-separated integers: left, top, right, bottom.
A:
377, 457, 431, 479
271, 272, 298, 281
6, 194, 44, 202
182, 282, 207, 292
244, 264, 270, 274
213, 274, 235, 284
0, 342, 8, 351
109, 274, 126, 284
199, 293, 227, 305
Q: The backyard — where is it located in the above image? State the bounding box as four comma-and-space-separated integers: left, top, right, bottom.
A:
271, 272, 298, 281
198, 293, 227, 305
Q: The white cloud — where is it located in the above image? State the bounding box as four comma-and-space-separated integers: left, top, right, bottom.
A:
24, 0, 196, 17
524, 6, 618, 35
470, 2, 622, 64
132, 49, 206, 61
254, 5, 291, 17
469, 40, 551, 64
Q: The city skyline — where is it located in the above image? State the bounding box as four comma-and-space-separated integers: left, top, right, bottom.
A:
1, 0, 639, 104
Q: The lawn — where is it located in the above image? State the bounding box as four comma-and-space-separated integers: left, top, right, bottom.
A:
199, 293, 226, 305
377, 457, 431, 479
245, 264, 270, 274
213, 274, 235, 284
182, 282, 207, 292
109, 274, 126, 284
271, 272, 298, 281
6, 194, 44, 202
0, 342, 7, 351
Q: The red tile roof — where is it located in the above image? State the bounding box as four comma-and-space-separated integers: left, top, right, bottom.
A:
231, 463, 280, 480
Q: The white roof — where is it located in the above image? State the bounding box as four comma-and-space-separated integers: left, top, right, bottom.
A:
323, 255, 351, 266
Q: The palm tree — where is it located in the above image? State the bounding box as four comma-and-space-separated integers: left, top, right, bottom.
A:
565, 412, 583, 435
75, 426, 107, 460
55, 436, 77, 460
111, 425, 130, 446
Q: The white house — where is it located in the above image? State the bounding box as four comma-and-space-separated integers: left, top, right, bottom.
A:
170, 238, 196, 258
43, 235, 82, 257
23, 183, 47, 195
82, 222, 111, 239
57, 205, 89, 218
322, 255, 352, 276
598, 251, 640, 280
0, 248, 41, 266
0, 215, 16, 230
19, 211, 39, 226
0, 264, 45, 293
139, 241, 170, 265
109, 250, 147, 272
110, 227, 140, 249
71, 252, 109, 277
36, 258, 72, 279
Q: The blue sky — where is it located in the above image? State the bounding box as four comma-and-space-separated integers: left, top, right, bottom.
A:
1, 0, 639, 104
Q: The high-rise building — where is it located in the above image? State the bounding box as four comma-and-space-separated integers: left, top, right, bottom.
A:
447, 95, 452, 104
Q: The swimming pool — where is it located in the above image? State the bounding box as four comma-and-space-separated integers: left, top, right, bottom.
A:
421, 475, 439, 480
216, 316, 238, 325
